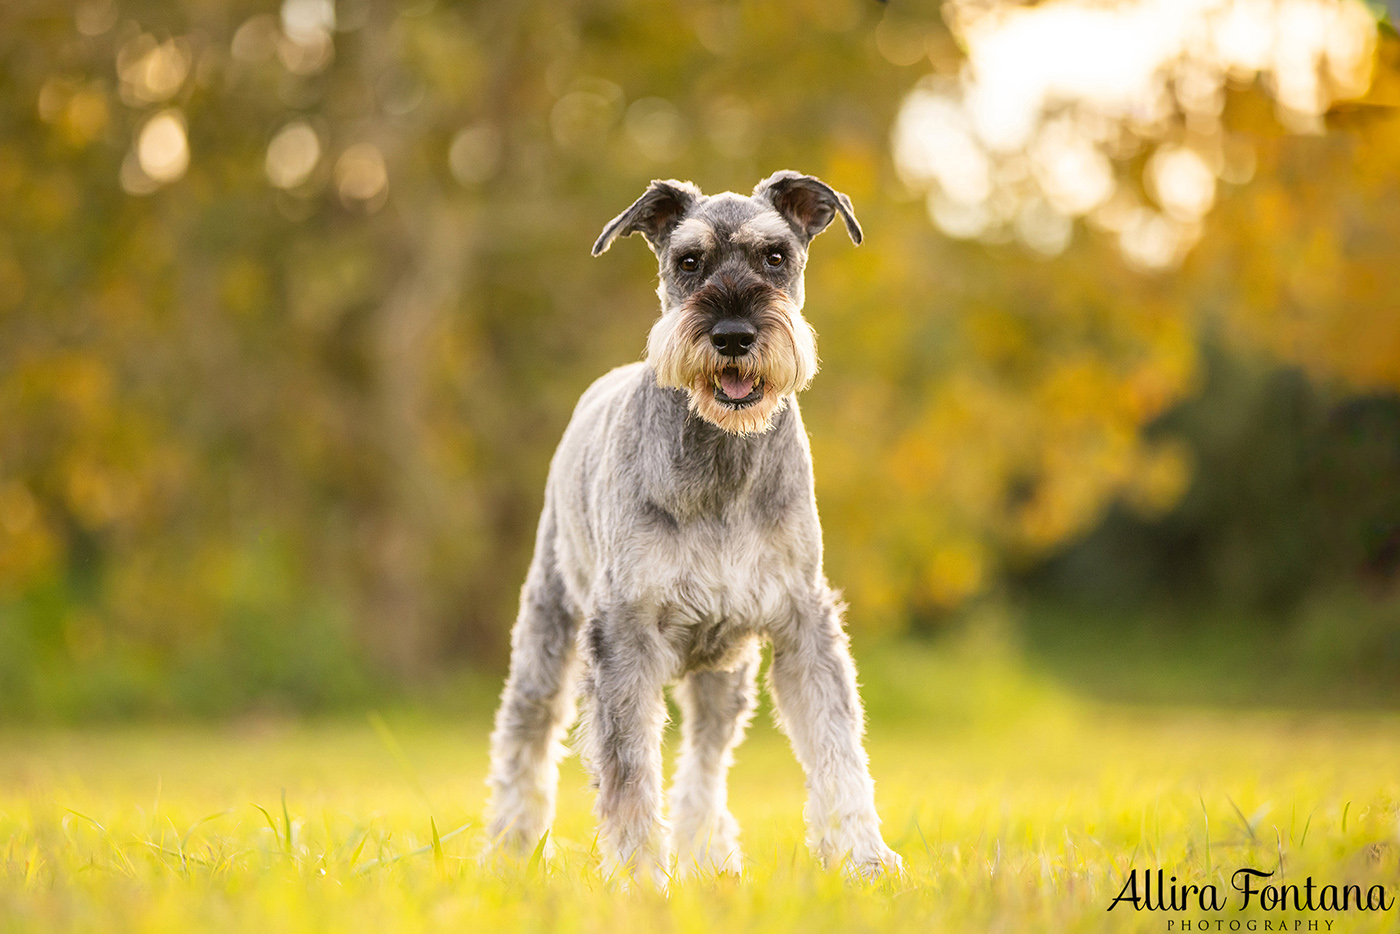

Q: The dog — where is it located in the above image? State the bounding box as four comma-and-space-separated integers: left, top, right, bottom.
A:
483, 171, 903, 886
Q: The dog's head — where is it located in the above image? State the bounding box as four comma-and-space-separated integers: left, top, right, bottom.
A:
592, 171, 862, 435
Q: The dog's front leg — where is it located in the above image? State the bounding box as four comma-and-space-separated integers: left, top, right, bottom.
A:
768, 587, 904, 878
577, 604, 673, 889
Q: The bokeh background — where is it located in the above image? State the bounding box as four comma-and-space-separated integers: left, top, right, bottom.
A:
2, 0, 1399, 720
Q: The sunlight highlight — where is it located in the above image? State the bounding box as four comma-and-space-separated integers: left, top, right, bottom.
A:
893, 0, 1379, 268
132, 110, 189, 189
266, 121, 322, 189
334, 143, 388, 208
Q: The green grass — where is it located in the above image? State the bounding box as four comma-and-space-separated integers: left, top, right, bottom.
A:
2, 640, 1398, 933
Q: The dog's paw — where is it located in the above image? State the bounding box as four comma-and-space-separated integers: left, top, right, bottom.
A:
674, 845, 743, 879
672, 837, 743, 879
812, 815, 904, 881
671, 812, 744, 879
482, 813, 553, 862
843, 842, 905, 880
601, 843, 672, 893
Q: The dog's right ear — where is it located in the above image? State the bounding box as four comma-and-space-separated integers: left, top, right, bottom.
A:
592, 180, 701, 256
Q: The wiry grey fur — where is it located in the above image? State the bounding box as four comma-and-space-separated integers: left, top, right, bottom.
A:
484, 171, 903, 887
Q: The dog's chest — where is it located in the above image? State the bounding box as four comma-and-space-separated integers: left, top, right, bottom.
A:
624, 403, 811, 632
634, 507, 802, 634
645, 519, 786, 673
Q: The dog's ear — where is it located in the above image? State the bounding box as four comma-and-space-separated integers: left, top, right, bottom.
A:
752, 170, 862, 246
592, 179, 702, 256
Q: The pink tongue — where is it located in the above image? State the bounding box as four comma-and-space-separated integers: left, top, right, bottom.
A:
720, 371, 756, 400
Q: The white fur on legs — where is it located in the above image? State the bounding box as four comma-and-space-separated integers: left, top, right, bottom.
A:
483, 548, 580, 858
575, 605, 675, 890
768, 588, 904, 879
669, 643, 760, 877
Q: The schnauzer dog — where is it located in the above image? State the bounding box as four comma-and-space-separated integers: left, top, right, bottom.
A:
484, 171, 903, 885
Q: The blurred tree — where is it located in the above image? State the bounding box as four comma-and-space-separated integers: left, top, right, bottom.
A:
1018, 347, 1400, 613
0, 0, 1396, 714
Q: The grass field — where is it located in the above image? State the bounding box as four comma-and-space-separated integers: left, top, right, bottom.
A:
2, 639, 1398, 933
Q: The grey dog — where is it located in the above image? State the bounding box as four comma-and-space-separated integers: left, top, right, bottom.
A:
483, 171, 903, 885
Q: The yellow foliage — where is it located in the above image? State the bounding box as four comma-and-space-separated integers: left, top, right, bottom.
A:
0, 0, 1396, 676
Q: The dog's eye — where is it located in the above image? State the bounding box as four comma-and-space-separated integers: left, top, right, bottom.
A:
679, 255, 700, 272
764, 251, 785, 268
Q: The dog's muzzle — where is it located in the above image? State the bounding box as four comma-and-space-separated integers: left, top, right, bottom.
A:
708, 318, 763, 407
714, 370, 764, 407
647, 274, 815, 435
709, 318, 757, 357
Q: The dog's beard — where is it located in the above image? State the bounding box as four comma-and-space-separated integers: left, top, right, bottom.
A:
646, 292, 817, 435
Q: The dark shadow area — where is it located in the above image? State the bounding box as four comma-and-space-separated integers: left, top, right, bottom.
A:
1012, 346, 1400, 709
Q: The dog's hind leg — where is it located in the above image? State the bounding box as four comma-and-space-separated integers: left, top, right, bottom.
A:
484, 514, 581, 858
669, 641, 759, 878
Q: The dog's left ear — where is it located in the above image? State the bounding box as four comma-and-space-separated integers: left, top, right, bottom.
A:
753, 170, 863, 246
592, 179, 702, 256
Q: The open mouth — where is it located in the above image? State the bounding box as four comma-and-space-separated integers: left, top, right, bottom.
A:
713, 368, 764, 407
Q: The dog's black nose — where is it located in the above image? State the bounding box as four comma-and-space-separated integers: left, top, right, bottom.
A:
709, 319, 757, 357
